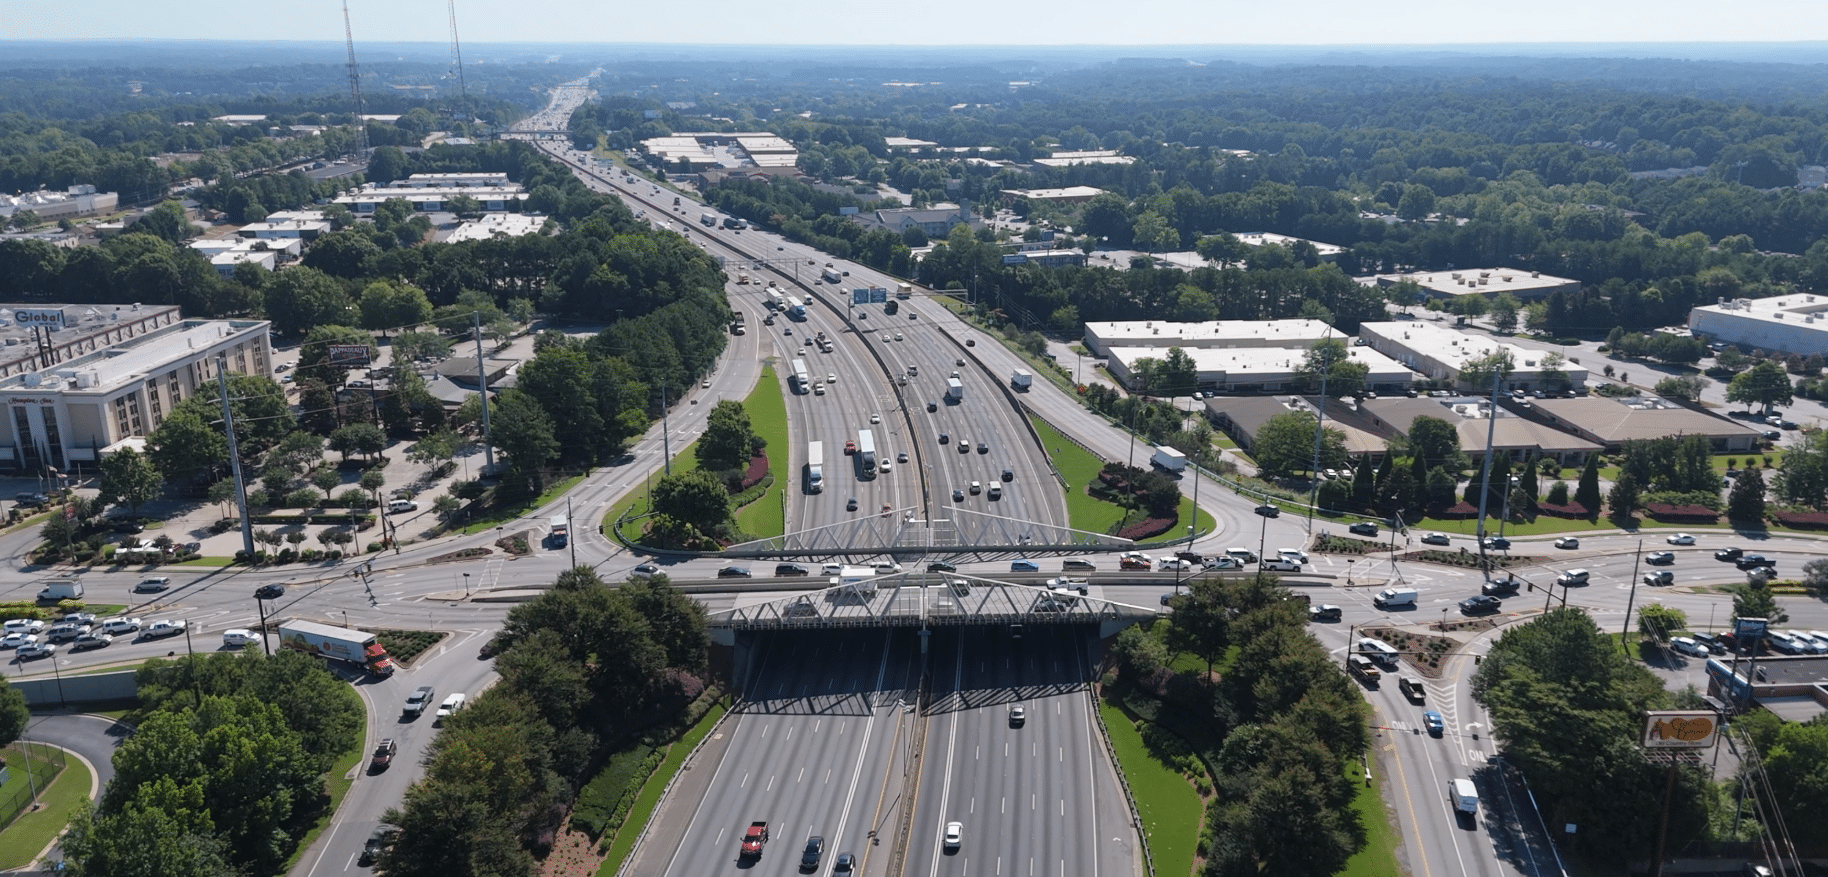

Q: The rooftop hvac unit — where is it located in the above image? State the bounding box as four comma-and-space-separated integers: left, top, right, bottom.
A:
1479, 278, 1489, 285
1480, 272, 1491, 278
23, 374, 40, 387
1503, 276, 1513, 282
1775, 313, 1784, 320
75, 372, 95, 389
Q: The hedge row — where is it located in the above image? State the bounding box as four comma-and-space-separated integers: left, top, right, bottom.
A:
730, 471, 775, 510
248, 513, 377, 526
570, 742, 661, 840
375, 629, 445, 664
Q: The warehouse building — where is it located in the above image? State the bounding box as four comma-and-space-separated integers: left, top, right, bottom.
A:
1370, 269, 1580, 302
1235, 232, 1344, 262
1357, 321, 1589, 393
1689, 294, 1828, 358
1105, 344, 1415, 395
1527, 396, 1764, 454
1355, 396, 1603, 466
1204, 395, 1388, 461
1083, 319, 1334, 358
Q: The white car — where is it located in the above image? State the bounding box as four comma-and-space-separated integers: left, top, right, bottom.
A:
1420, 532, 1450, 546
944, 822, 962, 849
1670, 636, 1710, 658
827, 373, 837, 384
879, 460, 892, 473
1554, 537, 1580, 549
2, 618, 46, 635
388, 499, 419, 513
1666, 533, 1696, 545
16, 642, 55, 660
870, 413, 881, 424
1158, 558, 1192, 572
101, 618, 143, 636
1, 632, 41, 649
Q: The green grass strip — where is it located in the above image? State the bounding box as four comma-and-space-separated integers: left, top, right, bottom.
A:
595, 702, 729, 877
1030, 414, 1215, 541
1335, 758, 1402, 877
735, 365, 789, 539
603, 439, 702, 545
0, 745, 91, 870
457, 472, 590, 535
1098, 699, 1202, 877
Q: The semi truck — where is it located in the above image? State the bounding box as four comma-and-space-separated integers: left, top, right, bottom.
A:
700, 212, 717, 226
790, 358, 810, 393
821, 267, 842, 284
807, 441, 825, 493
857, 430, 877, 478
766, 289, 785, 310
549, 515, 569, 548
278, 620, 395, 676
786, 296, 806, 319
740, 822, 770, 858
721, 216, 747, 230
1150, 446, 1189, 472
946, 377, 963, 401
1011, 369, 1033, 391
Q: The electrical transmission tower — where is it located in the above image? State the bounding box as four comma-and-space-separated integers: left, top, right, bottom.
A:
342, 0, 369, 158
447, 0, 470, 123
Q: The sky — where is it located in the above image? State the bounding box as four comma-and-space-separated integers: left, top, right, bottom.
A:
6, 0, 1828, 47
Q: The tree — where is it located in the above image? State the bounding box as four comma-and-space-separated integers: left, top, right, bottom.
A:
1654, 375, 1708, 401
1732, 580, 1788, 625
1292, 338, 1367, 398
696, 400, 757, 472
327, 422, 386, 462
97, 447, 164, 514
1800, 558, 1828, 592
358, 280, 434, 333
1725, 360, 1794, 415
1157, 347, 1198, 398
1252, 411, 1347, 478
1575, 454, 1602, 520
1773, 429, 1828, 507
1636, 604, 1688, 645
651, 469, 733, 532
0, 684, 26, 746
1396, 183, 1437, 220
1405, 415, 1465, 471
148, 404, 230, 484
489, 389, 560, 474
1457, 349, 1514, 394
1163, 577, 1231, 674
132, 201, 196, 242
1488, 292, 1521, 333
1607, 471, 1641, 522
263, 266, 355, 337
365, 146, 408, 184
1726, 467, 1766, 523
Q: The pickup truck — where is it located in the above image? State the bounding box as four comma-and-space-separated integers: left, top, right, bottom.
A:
740, 821, 769, 858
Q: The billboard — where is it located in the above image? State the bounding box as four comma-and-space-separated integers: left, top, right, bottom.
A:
13, 308, 67, 331
1642, 710, 1719, 749
326, 344, 373, 367
1733, 616, 1768, 644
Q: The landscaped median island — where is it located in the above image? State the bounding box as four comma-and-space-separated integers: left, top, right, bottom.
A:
1029, 414, 1215, 542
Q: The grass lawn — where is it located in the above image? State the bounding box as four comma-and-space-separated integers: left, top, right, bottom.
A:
603, 440, 702, 544
280, 684, 367, 871
734, 365, 788, 539
1098, 698, 1202, 877
0, 744, 90, 871
1335, 759, 1401, 877
1030, 415, 1217, 541
458, 472, 590, 535
596, 701, 729, 876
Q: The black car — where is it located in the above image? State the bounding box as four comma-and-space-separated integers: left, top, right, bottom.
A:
1459, 595, 1503, 614
1481, 578, 1520, 596
1692, 633, 1727, 653
1482, 536, 1512, 550
927, 561, 957, 573
1002, 469, 1014, 482
1348, 521, 1379, 537
14, 492, 49, 508
717, 566, 753, 578
927, 401, 938, 412
1308, 604, 1343, 622
109, 518, 145, 533
255, 584, 286, 600
801, 836, 825, 871
1254, 504, 1280, 518
1715, 547, 1744, 561
1735, 555, 1775, 570
774, 563, 809, 577
846, 497, 858, 511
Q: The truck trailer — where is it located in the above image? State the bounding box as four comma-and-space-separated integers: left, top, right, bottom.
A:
700, 212, 717, 226
1011, 369, 1033, 391
857, 430, 877, 478
946, 378, 963, 401
1150, 446, 1189, 472
807, 441, 825, 493
790, 358, 810, 393
278, 620, 395, 676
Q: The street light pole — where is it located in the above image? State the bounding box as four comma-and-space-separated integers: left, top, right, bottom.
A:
463, 572, 471, 599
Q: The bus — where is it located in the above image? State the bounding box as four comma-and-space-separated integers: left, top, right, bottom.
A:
857, 429, 876, 478
790, 358, 810, 393
822, 267, 842, 284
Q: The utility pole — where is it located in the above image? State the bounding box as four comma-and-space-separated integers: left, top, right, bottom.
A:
217, 354, 255, 559
1621, 539, 1645, 653
566, 495, 577, 567
473, 312, 495, 473
1472, 364, 1503, 581
1306, 335, 1332, 529
660, 379, 672, 475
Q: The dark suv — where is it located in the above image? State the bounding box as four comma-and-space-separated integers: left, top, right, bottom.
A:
1735, 555, 1776, 570
801, 836, 825, 871
774, 563, 809, 577
1481, 578, 1521, 596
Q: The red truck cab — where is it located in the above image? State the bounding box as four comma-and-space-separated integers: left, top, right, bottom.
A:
740, 822, 769, 858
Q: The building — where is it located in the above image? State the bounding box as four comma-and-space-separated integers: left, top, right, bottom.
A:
884, 137, 939, 151
1204, 395, 1387, 460
0, 186, 120, 222
1107, 345, 1415, 394
1235, 232, 1344, 262
998, 186, 1105, 205
1033, 150, 1135, 167
697, 167, 815, 188
1354, 396, 1602, 466
1357, 321, 1589, 393
1688, 293, 1828, 358
641, 132, 800, 171
1526, 395, 1763, 454
1370, 269, 1580, 302
1083, 319, 1334, 358
446, 213, 547, 243
851, 206, 978, 238
209, 249, 278, 277
396, 172, 512, 189
998, 246, 1086, 268
334, 185, 528, 213
0, 305, 271, 473
237, 219, 331, 241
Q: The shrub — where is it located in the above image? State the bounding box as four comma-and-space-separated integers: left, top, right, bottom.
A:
1116, 516, 1175, 540
1545, 481, 1571, 505
1771, 509, 1828, 529
285, 488, 322, 508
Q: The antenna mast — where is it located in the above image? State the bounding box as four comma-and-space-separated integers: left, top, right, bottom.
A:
448, 0, 470, 122
342, 0, 369, 158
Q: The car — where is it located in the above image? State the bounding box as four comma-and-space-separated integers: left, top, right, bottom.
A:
1007, 704, 1027, 726
927, 401, 938, 412
717, 566, 752, 578
977, 442, 988, 454
844, 440, 856, 454
870, 413, 880, 424
3, 619, 46, 635
895, 333, 904, 341
1323, 468, 1340, 480
1763, 430, 1782, 440
1420, 532, 1451, 545
141, 619, 186, 639
813, 384, 826, 395
1423, 710, 1445, 736
1667, 533, 1696, 545
1644, 570, 1675, 586
834, 852, 856, 872
1715, 547, 1744, 561
14, 492, 50, 507
938, 432, 949, 444
1203, 556, 1243, 571
403, 686, 437, 718
1459, 595, 1503, 614
775, 563, 809, 577
952, 489, 964, 502
100, 617, 142, 636
630, 563, 661, 579
1309, 604, 1342, 621
255, 584, 286, 600
926, 561, 957, 573
944, 822, 962, 849
1010, 559, 1040, 572
46, 623, 89, 643
59, 611, 98, 626
827, 373, 837, 384
969, 480, 982, 495
1736, 555, 1776, 570
1481, 578, 1520, 596
1254, 504, 1280, 518
1349, 521, 1379, 537
987, 485, 1002, 499
1482, 536, 1511, 550
1633, 550, 1673, 566
134, 576, 171, 592
1062, 559, 1097, 571
847, 496, 860, 510
801, 836, 825, 870
899, 452, 909, 463
109, 518, 145, 533
1121, 557, 1152, 571
783, 327, 792, 335
370, 738, 398, 771
72, 632, 113, 650
879, 460, 893, 473
16, 641, 55, 660
1, 632, 40, 649
955, 358, 966, 367
1158, 558, 1192, 572
1001, 468, 1014, 481
958, 440, 970, 454
388, 499, 419, 513
1554, 536, 1580, 549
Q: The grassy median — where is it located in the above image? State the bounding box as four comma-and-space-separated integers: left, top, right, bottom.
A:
734, 365, 788, 539
1098, 699, 1202, 877
1030, 415, 1216, 541
595, 701, 728, 876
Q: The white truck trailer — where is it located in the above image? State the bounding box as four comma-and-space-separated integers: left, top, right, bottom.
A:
807, 441, 825, 493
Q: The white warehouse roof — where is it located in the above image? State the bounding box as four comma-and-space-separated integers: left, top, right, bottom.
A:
1084, 319, 1335, 356
1689, 293, 1828, 358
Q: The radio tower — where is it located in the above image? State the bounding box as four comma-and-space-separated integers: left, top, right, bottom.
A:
447, 0, 470, 122
342, 0, 369, 158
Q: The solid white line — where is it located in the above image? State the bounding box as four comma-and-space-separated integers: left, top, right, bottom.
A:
824, 630, 896, 877
926, 633, 967, 877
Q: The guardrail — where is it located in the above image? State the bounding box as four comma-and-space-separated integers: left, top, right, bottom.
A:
612, 698, 744, 877
1087, 683, 1155, 877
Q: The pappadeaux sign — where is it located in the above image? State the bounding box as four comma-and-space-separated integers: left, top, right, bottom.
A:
12, 309, 68, 331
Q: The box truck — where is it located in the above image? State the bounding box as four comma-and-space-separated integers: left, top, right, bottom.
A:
1150, 446, 1189, 472
1011, 369, 1033, 391
36, 576, 84, 601
896, 282, 912, 298
1451, 778, 1479, 816
549, 515, 569, 548
700, 212, 717, 226
807, 441, 825, 493
946, 378, 963, 401
1373, 587, 1419, 608
278, 620, 395, 676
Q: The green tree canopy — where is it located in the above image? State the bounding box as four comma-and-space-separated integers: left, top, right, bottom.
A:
1292, 337, 1367, 398
263, 266, 355, 337
1725, 360, 1793, 414
1252, 411, 1347, 478
97, 446, 164, 514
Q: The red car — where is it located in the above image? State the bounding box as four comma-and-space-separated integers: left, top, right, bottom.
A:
1120, 558, 1151, 571
844, 440, 856, 454
370, 738, 398, 771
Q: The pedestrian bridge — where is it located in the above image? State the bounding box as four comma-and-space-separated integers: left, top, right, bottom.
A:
705, 571, 1159, 636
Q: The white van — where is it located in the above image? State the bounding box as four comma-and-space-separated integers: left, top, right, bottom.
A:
821, 563, 844, 576
436, 693, 467, 722
1225, 547, 1258, 564
1556, 569, 1591, 586
1451, 778, 1479, 816
222, 629, 259, 647
1373, 587, 1419, 608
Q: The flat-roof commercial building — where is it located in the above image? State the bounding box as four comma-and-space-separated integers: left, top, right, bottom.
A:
1356, 396, 1603, 466
1033, 150, 1135, 167
209, 249, 278, 277
641, 132, 800, 171
334, 185, 528, 214
1689, 294, 1828, 358
0, 186, 119, 222
1358, 321, 1589, 393
237, 219, 331, 241
998, 186, 1106, 205
446, 213, 547, 243
1527, 395, 1764, 454
1370, 269, 1580, 302
1083, 319, 1334, 358
0, 306, 272, 472
1106, 345, 1415, 394
1235, 232, 1344, 262
1204, 395, 1387, 461
397, 172, 512, 189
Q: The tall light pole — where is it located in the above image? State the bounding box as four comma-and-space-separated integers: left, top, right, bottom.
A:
1305, 331, 1335, 531
463, 572, 471, 599
1472, 363, 1504, 581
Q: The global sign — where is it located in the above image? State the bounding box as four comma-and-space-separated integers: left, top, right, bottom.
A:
12, 308, 68, 331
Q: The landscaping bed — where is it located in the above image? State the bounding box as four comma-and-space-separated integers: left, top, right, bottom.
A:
375, 629, 448, 665
428, 546, 492, 563
496, 530, 532, 556
1399, 549, 1534, 569
1361, 627, 1463, 678
1314, 534, 1380, 555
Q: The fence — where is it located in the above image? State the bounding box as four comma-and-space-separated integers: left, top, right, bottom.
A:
1, 741, 70, 830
